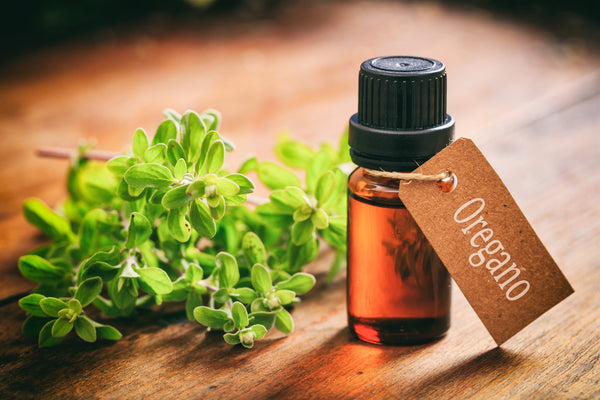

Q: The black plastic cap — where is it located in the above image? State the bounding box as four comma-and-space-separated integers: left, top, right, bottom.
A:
359, 56, 447, 130
349, 56, 454, 171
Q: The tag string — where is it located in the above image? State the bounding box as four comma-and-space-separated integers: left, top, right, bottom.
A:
364, 168, 456, 195
364, 168, 450, 181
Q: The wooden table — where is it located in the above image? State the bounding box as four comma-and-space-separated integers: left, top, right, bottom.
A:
1, 2, 599, 398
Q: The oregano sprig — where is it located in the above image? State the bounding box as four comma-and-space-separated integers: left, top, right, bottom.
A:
17, 108, 349, 348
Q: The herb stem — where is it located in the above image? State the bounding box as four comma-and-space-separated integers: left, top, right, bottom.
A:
36, 146, 119, 161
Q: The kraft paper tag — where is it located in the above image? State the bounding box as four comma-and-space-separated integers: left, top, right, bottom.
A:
397, 138, 574, 345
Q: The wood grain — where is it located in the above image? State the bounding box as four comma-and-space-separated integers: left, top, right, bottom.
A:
0, 1, 599, 398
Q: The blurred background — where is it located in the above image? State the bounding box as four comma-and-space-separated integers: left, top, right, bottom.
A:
2, 0, 600, 61
0, 0, 599, 273
1, 0, 598, 150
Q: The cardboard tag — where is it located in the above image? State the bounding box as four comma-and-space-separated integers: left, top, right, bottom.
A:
397, 138, 574, 345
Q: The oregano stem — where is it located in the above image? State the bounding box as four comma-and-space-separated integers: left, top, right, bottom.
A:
37, 146, 119, 161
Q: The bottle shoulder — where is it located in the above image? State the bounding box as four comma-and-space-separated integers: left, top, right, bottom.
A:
348, 167, 404, 205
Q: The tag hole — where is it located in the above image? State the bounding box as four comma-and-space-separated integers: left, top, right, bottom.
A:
436, 171, 457, 193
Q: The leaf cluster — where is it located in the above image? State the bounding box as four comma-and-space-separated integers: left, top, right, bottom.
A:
17, 109, 349, 348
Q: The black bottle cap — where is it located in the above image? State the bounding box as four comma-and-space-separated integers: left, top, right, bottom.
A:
349, 56, 454, 171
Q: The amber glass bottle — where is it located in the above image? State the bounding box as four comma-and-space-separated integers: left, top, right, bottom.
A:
347, 56, 454, 345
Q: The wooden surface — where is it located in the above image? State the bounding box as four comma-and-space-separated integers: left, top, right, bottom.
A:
1, 1, 599, 398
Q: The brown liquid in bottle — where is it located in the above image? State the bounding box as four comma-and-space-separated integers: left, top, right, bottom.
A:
347, 168, 451, 345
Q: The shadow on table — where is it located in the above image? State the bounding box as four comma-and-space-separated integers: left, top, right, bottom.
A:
263, 328, 526, 397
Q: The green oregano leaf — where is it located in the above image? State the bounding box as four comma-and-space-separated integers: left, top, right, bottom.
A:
311, 208, 329, 230
275, 308, 294, 334
292, 218, 315, 245
238, 156, 258, 174
216, 177, 239, 197
173, 158, 187, 181
213, 288, 231, 305
117, 178, 145, 201
107, 156, 135, 177
238, 328, 257, 348
189, 199, 216, 238
217, 252, 239, 289
185, 263, 204, 283
224, 194, 247, 206
255, 203, 294, 227
181, 110, 206, 164
328, 216, 347, 236
249, 312, 276, 330
152, 119, 177, 146
163, 108, 181, 123
74, 277, 103, 307
250, 324, 267, 339
144, 143, 168, 164
306, 150, 332, 193
95, 323, 123, 341
52, 318, 73, 337
221, 135, 235, 152
225, 173, 254, 194
197, 131, 220, 172
162, 184, 193, 209
167, 139, 186, 166
186, 290, 203, 322
74, 316, 97, 342
276, 290, 296, 305
187, 180, 206, 199
137, 267, 173, 295
209, 196, 226, 221
202, 109, 221, 131
242, 232, 267, 266
78, 208, 106, 256
207, 192, 220, 208
68, 298, 83, 315
206, 140, 225, 174
257, 162, 301, 190
167, 207, 191, 243
231, 287, 257, 304
315, 170, 336, 205
275, 136, 316, 168
223, 332, 241, 345
231, 302, 249, 329
125, 212, 152, 248
79, 247, 121, 283
39, 320, 65, 347
293, 207, 312, 222
19, 294, 46, 317
124, 163, 174, 189
23, 198, 73, 242
193, 306, 231, 330
276, 272, 316, 295
19, 255, 66, 284
251, 264, 272, 295
133, 128, 149, 159
128, 183, 145, 197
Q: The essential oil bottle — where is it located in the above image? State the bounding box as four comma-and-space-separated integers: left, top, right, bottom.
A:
347, 56, 454, 345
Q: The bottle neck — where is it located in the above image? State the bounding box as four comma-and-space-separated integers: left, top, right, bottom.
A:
350, 149, 435, 172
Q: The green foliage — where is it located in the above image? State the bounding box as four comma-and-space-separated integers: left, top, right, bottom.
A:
19, 277, 123, 347
17, 109, 350, 349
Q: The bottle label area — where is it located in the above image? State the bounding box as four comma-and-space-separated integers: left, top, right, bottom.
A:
396, 138, 574, 345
